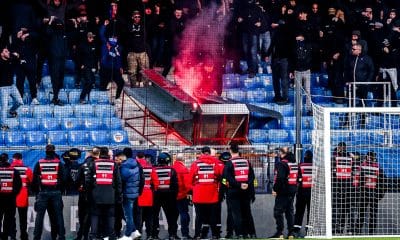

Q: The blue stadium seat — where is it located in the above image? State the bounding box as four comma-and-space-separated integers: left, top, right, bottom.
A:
42, 62, 49, 77
3, 119, 19, 130
393, 131, 400, 145
74, 104, 95, 118
243, 76, 263, 89
331, 132, 351, 146
17, 105, 32, 118
69, 89, 85, 104
26, 131, 47, 147
302, 117, 314, 129
110, 130, 130, 145
366, 115, 386, 129
64, 75, 75, 89
19, 118, 40, 131
68, 131, 89, 146
32, 105, 53, 118
64, 60, 75, 74
271, 104, 294, 117
225, 89, 246, 102
330, 114, 349, 129
40, 118, 60, 131
49, 90, 68, 104
260, 74, 273, 90
94, 105, 116, 118
37, 91, 50, 104
89, 91, 110, 104
103, 117, 123, 130
280, 117, 295, 130
0, 133, 4, 146
248, 129, 268, 143
61, 118, 83, 130
5, 131, 25, 147
83, 118, 103, 130
246, 89, 267, 103
267, 129, 289, 143
351, 132, 371, 146
288, 130, 311, 144
40, 76, 52, 91
262, 119, 279, 130
222, 74, 240, 89
54, 105, 74, 118
89, 130, 110, 145
47, 131, 68, 146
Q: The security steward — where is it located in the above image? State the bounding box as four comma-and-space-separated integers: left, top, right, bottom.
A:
293, 150, 313, 237
11, 152, 33, 240
223, 144, 256, 238
356, 151, 386, 234
0, 153, 22, 240
137, 151, 159, 238
219, 151, 234, 238
270, 147, 298, 239
189, 146, 224, 239
152, 152, 179, 240
331, 142, 353, 234
88, 147, 122, 240
32, 144, 66, 240
75, 147, 100, 240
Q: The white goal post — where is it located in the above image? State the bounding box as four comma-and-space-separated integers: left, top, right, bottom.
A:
308, 105, 400, 239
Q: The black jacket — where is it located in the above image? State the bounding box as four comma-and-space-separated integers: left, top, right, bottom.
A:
125, 23, 147, 53
0, 57, 16, 87
344, 52, 375, 83
273, 153, 297, 196
78, 40, 97, 69
291, 40, 313, 72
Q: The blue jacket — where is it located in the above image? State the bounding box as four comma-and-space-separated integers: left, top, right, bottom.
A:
120, 158, 143, 199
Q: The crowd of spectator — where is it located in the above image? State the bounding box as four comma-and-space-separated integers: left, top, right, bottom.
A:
2, 0, 400, 110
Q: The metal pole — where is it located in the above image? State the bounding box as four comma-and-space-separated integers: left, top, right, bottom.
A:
295, 75, 302, 162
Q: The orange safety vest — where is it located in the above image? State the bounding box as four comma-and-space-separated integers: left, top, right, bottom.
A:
0, 167, 14, 193
95, 160, 114, 185
39, 159, 60, 186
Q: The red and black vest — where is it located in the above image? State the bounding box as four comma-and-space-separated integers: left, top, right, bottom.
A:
281, 160, 298, 186
361, 161, 379, 189
14, 166, 28, 187
143, 167, 153, 190
335, 156, 352, 180
155, 166, 172, 190
299, 163, 313, 188
196, 162, 216, 184
39, 159, 60, 186
352, 164, 361, 187
231, 158, 249, 183
95, 159, 114, 185
0, 167, 14, 193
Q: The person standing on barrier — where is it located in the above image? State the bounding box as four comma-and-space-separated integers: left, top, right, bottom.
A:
10, 153, 32, 240
356, 151, 386, 234
88, 147, 122, 240
119, 148, 144, 240
137, 152, 159, 239
0, 153, 22, 240
190, 146, 224, 239
223, 144, 256, 238
76, 147, 100, 240
270, 147, 298, 239
331, 142, 353, 235
344, 43, 374, 107
173, 153, 192, 240
32, 144, 66, 240
152, 152, 179, 240
292, 150, 313, 238
219, 152, 234, 238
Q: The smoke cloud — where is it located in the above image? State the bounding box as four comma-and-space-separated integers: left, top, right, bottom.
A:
173, 5, 231, 99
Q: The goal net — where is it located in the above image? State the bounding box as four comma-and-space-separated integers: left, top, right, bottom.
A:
308, 104, 400, 238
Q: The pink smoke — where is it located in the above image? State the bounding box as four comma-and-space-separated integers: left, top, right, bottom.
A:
173, 5, 231, 99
